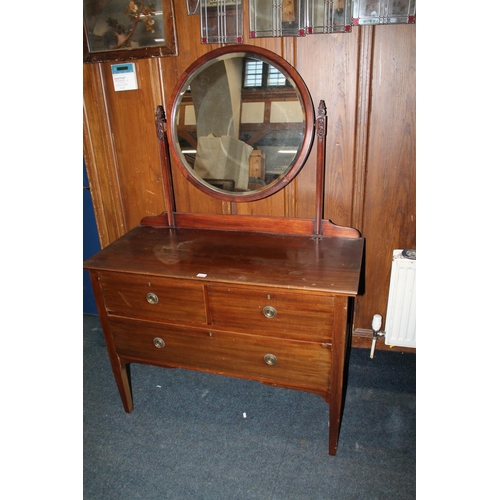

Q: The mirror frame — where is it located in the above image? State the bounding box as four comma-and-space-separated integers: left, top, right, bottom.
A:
166, 45, 315, 203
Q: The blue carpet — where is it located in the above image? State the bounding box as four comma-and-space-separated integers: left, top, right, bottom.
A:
84, 314, 415, 499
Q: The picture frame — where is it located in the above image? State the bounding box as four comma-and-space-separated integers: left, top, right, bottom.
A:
84, 0, 177, 63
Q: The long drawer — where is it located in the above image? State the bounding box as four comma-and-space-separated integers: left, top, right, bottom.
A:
109, 316, 332, 393
98, 271, 207, 324
207, 284, 335, 342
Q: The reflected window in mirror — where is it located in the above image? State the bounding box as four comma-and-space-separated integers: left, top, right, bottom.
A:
243, 60, 290, 88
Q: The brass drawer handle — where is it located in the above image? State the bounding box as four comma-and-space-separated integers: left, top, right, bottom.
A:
146, 292, 159, 305
153, 337, 165, 348
264, 353, 277, 366
263, 306, 277, 319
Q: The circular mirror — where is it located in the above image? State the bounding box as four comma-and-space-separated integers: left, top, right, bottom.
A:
167, 45, 315, 202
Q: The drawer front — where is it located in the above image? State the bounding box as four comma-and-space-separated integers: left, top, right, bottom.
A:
109, 317, 331, 393
99, 272, 207, 324
207, 285, 335, 342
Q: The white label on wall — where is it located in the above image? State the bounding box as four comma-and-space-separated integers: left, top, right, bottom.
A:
111, 63, 138, 92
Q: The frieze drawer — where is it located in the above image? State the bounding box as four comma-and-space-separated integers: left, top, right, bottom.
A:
109, 316, 332, 394
207, 285, 336, 342
98, 271, 207, 324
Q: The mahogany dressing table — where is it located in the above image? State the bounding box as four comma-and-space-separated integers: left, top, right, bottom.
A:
84, 46, 364, 455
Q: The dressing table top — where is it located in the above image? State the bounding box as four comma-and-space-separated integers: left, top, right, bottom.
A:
84, 225, 363, 296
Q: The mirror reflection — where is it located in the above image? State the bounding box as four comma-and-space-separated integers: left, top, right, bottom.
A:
173, 52, 306, 194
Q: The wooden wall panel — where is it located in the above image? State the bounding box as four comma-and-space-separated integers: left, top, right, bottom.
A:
235, 189, 287, 216
83, 0, 416, 345
296, 32, 359, 225
83, 63, 126, 248
100, 59, 167, 230
353, 25, 416, 336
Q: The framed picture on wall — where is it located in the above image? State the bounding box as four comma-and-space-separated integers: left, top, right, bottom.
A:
84, 0, 177, 63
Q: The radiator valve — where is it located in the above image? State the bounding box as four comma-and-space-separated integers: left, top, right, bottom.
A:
370, 314, 385, 359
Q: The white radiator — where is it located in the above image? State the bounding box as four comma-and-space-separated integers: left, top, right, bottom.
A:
384, 249, 416, 348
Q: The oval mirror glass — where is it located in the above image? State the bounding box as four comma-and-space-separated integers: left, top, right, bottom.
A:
168, 45, 314, 202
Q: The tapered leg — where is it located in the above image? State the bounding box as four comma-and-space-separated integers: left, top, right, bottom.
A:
328, 296, 350, 456
89, 271, 134, 412
328, 393, 342, 455
115, 361, 134, 412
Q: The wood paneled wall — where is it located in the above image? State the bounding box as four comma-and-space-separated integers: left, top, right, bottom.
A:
83, 1, 416, 350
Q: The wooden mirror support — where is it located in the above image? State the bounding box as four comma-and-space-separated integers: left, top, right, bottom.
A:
84, 46, 364, 456
143, 99, 357, 240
